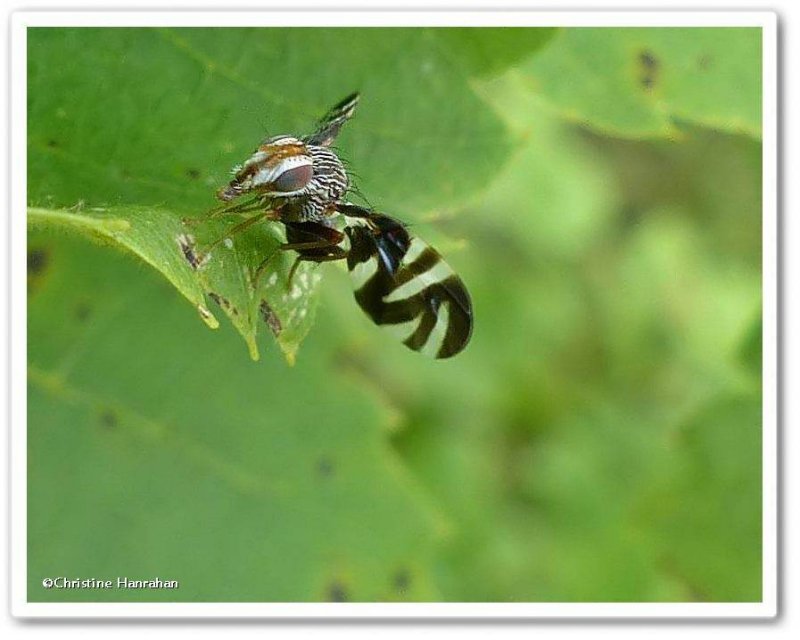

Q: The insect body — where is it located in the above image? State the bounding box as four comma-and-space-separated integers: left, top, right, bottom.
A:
212, 93, 473, 359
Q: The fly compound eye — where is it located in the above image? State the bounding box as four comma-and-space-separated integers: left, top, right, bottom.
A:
273, 164, 313, 192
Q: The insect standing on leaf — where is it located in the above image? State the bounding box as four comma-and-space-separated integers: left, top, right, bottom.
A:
194, 93, 473, 359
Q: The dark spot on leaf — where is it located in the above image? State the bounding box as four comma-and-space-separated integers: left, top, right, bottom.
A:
176, 234, 202, 270
259, 300, 282, 337
393, 569, 411, 594
27, 248, 50, 276
317, 457, 335, 477
75, 301, 92, 322
186, 168, 201, 180
619, 204, 646, 231
99, 409, 118, 429
697, 54, 713, 71
208, 291, 238, 315
27, 248, 52, 295
46, 139, 59, 148
638, 49, 659, 91
327, 581, 349, 602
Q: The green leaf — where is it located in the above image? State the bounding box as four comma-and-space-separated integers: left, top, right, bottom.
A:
28, 206, 322, 363
739, 315, 763, 379
522, 28, 762, 138
28, 232, 445, 602
26, 25, 764, 604
27, 27, 523, 361
28, 206, 215, 326
644, 394, 762, 601
27, 27, 518, 216
354, 85, 763, 601
433, 27, 558, 76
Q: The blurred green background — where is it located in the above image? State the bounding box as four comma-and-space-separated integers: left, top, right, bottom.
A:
27, 27, 763, 602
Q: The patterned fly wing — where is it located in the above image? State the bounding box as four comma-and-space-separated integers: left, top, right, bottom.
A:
303, 92, 361, 147
343, 212, 473, 359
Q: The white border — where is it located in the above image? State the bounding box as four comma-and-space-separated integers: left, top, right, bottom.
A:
10, 10, 778, 619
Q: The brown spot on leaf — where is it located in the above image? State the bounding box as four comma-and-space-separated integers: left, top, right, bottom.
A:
393, 569, 411, 594
259, 300, 282, 337
27, 248, 49, 276
698, 54, 713, 71
27, 248, 51, 294
75, 301, 92, 322
176, 234, 203, 270
99, 409, 118, 429
327, 581, 349, 602
46, 139, 59, 148
638, 49, 659, 91
208, 292, 238, 316
186, 168, 201, 180
317, 457, 335, 477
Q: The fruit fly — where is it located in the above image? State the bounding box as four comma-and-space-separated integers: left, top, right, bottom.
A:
199, 93, 473, 359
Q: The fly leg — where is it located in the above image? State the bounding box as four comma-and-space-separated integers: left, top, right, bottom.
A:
195, 209, 280, 264
253, 222, 346, 290
182, 196, 268, 227
286, 246, 349, 289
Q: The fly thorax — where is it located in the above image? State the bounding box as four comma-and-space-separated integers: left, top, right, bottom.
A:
308, 146, 349, 205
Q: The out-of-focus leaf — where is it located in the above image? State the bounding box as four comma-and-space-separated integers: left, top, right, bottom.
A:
472, 71, 619, 259
739, 315, 763, 379
582, 125, 763, 263
433, 27, 558, 76
644, 394, 762, 601
340, 54, 764, 602
587, 207, 761, 405
28, 206, 321, 363
522, 28, 762, 138
28, 232, 443, 602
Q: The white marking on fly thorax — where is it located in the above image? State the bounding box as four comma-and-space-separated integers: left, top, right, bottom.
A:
242, 150, 268, 171
265, 135, 298, 146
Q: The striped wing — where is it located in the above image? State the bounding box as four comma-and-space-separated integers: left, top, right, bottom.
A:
303, 92, 360, 147
344, 213, 473, 359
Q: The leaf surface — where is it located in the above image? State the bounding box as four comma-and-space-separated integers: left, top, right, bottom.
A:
28, 232, 444, 602
521, 28, 762, 138
26, 26, 543, 359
